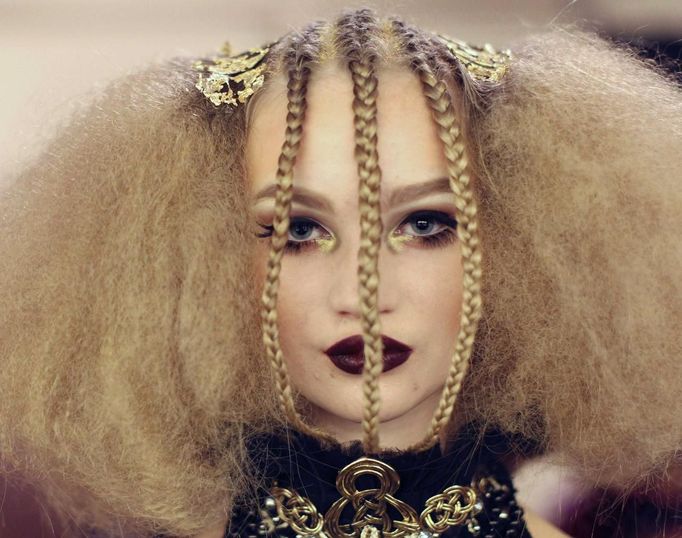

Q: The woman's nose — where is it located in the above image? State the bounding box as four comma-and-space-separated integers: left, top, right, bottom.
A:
326, 241, 398, 319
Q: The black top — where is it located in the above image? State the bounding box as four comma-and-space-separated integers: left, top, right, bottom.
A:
226, 424, 533, 537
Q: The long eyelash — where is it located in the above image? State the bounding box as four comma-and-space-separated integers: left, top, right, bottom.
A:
255, 221, 320, 254
414, 227, 457, 248
256, 222, 274, 238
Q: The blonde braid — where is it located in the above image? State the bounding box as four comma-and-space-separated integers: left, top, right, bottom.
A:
419, 70, 482, 448
261, 32, 335, 443
337, 10, 384, 453
391, 20, 483, 450
353, 58, 384, 453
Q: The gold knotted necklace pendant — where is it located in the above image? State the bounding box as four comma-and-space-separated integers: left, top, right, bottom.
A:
270, 456, 480, 537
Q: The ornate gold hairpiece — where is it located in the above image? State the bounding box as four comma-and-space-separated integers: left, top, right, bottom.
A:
436, 34, 512, 82
193, 34, 510, 108
193, 41, 275, 107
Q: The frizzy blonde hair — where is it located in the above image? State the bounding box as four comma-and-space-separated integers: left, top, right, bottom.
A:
1, 7, 681, 537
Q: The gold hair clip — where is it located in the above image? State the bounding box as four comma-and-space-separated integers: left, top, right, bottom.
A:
193, 35, 509, 108
436, 34, 512, 82
193, 41, 275, 107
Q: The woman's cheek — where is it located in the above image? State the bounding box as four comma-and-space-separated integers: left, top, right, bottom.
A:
277, 262, 324, 348
397, 249, 463, 319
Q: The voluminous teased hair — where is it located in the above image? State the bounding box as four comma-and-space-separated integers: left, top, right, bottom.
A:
1, 9, 680, 536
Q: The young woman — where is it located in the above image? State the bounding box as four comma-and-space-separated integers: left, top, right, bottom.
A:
1, 8, 680, 538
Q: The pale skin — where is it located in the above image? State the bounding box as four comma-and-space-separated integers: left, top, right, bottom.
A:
194, 63, 570, 537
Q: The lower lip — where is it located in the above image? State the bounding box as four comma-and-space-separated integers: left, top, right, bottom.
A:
326, 350, 412, 375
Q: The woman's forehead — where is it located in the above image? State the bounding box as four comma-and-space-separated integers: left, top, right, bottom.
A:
246, 64, 449, 196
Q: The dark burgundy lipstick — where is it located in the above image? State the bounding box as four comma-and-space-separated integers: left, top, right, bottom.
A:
324, 335, 412, 375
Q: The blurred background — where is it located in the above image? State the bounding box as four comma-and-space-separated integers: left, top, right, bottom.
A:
1, 1, 680, 537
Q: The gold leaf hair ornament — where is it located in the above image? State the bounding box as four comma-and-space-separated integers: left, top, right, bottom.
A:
436, 34, 512, 82
191, 34, 510, 110
193, 40, 277, 107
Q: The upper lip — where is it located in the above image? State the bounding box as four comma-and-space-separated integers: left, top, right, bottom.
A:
324, 334, 412, 356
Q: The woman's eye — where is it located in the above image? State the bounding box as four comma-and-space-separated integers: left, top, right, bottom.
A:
256, 217, 334, 254
396, 211, 456, 236
405, 215, 442, 235
391, 210, 458, 250
289, 219, 320, 241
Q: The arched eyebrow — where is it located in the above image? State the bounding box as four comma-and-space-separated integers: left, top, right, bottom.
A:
252, 176, 452, 212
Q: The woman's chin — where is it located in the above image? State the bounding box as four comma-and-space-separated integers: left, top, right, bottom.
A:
304, 386, 443, 446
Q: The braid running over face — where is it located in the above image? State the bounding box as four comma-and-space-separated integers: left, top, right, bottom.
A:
260, 23, 336, 442
389, 18, 483, 451
335, 8, 385, 453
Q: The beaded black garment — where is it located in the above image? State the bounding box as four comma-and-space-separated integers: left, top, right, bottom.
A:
225, 425, 532, 537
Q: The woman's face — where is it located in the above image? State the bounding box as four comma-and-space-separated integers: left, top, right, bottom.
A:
246, 63, 464, 448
